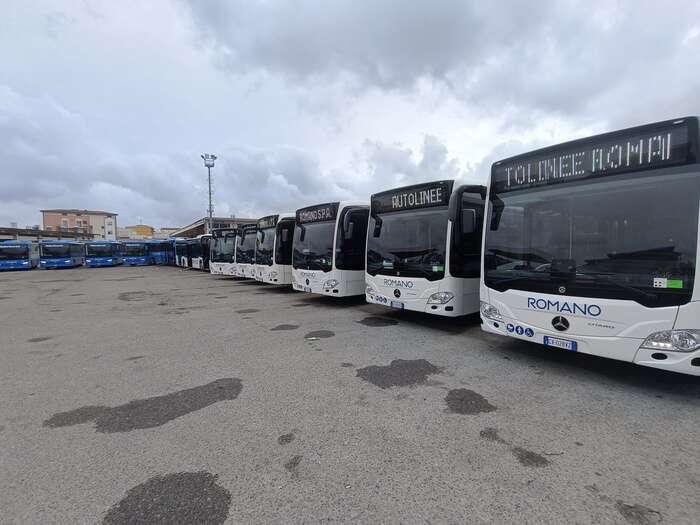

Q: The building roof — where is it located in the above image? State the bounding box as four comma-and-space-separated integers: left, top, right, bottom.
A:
171, 216, 257, 238
40, 209, 118, 216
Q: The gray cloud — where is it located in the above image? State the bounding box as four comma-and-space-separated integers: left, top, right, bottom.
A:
183, 0, 700, 126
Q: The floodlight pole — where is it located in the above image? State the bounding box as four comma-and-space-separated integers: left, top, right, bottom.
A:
201, 154, 217, 234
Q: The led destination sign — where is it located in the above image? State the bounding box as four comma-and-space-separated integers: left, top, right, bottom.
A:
296, 202, 339, 224
257, 215, 279, 230
492, 119, 697, 192
372, 180, 454, 214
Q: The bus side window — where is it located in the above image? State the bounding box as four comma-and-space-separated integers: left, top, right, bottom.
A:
336, 208, 369, 271
450, 194, 484, 278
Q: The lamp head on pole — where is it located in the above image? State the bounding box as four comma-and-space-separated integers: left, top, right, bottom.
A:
201, 153, 217, 168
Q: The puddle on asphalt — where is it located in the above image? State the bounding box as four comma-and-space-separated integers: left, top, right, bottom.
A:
356, 359, 440, 389
304, 330, 335, 340
27, 336, 53, 343
357, 316, 399, 327
125, 356, 146, 361
236, 308, 260, 314
444, 388, 497, 415
270, 324, 299, 331
615, 501, 662, 525
340, 362, 354, 368
102, 472, 231, 525
479, 427, 550, 468
43, 378, 242, 433
118, 291, 147, 302
284, 455, 303, 477
291, 303, 311, 308
278, 432, 295, 445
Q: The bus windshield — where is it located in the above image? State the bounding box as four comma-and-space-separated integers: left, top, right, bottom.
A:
484, 168, 700, 307
0, 245, 28, 260
124, 244, 146, 256
292, 221, 334, 271
236, 231, 256, 264
367, 208, 448, 281
86, 244, 116, 257
256, 227, 275, 266
41, 245, 71, 257
211, 235, 235, 262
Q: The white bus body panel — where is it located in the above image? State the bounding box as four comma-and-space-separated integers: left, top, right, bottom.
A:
192, 257, 205, 270
257, 262, 293, 285
210, 262, 236, 276
480, 287, 700, 376
292, 268, 366, 297
366, 273, 479, 316
177, 255, 189, 268
236, 263, 256, 279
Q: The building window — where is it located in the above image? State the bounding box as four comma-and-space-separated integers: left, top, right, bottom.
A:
60, 219, 69, 229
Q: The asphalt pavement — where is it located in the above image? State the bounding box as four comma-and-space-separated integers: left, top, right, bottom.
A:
1, 266, 698, 524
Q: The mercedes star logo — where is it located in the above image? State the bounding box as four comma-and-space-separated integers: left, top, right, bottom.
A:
305, 279, 310, 285
394, 289, 401, 298
558, 286, 567, 294
552, 316, 570, 332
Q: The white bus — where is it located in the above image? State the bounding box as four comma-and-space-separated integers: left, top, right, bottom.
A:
365, 180, 486, 316
234, 224, 257, 279
480, 117, 700, 375
209, 228, 237, 276
254, 213, 295, 284
292, 201, 369, 297
191, 234, 212, 271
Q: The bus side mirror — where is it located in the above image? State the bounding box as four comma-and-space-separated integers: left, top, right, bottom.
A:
372, 216, 382, 237
461, 209, 476, 234
344, 222, 354, 240
299, 225, 306, 242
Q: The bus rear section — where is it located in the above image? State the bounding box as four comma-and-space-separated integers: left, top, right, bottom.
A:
174, 239, 191, 268
255, 213, 295, 284
292, 202, 369, 297
480, 116, 700, 376
365, 180, 485, 316
39, 241, 85, 269
191, 234, 211, 271
122, 241, 153, 266
210, 228, 238, 276
234, 224, 257, 278
148, 241, 172, 265
0, 240, 39, 270
84, 241, 123, 267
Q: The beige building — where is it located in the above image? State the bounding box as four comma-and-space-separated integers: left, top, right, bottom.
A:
41, 209, 118, 240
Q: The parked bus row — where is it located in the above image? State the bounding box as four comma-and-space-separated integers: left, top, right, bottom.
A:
0, 240, 176, 269
206, 117, 699, 376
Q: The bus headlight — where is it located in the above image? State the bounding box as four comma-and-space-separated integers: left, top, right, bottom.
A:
427, 292, 454, 304
480, 301, 503, 321
640, 330, 700, 352
324, 279, 339, 289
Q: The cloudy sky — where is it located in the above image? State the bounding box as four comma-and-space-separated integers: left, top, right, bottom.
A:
1, 0, 699, 229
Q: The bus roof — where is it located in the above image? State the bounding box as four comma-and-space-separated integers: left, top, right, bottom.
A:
0, 239, 36, 245
39, 240, 84, 245
84, 240, 121, 244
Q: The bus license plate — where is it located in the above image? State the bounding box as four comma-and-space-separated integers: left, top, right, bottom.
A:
543, 336, 577, 352
390, 300, 404, 309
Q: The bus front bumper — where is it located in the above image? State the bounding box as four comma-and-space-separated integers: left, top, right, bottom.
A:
480, 315, 700, 376
0, 260, 33, 270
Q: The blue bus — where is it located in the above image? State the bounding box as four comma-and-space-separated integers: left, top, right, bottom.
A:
0, 240, 39, 270
148, 240, 173, 265
84, 241, 124, 267
39, 240, 85, 269
122, 241, 154, 266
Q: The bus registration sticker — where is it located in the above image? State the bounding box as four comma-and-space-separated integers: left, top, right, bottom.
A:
390, 300, 404, 309
543, 336, 578, 352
